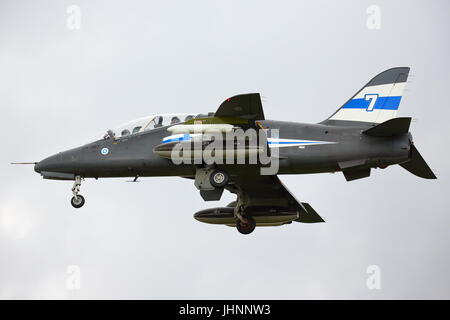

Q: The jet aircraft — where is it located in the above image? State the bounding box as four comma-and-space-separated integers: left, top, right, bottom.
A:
24, 67, 436, 234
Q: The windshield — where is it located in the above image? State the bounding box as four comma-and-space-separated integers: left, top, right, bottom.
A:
104, 113, 204, 139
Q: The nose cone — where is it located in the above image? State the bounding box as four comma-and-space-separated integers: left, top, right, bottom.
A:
34, 154, 62, 173
34, 161, 41, 173
34, 150, 81, 180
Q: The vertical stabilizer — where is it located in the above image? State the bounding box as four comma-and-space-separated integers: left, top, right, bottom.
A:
325, 67, 410, 124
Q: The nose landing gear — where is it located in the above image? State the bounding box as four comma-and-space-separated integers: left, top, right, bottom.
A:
71, 176, 85, 208
209, 169, 229, 188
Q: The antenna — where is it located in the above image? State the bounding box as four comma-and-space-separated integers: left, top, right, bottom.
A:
11, 162, 37, 165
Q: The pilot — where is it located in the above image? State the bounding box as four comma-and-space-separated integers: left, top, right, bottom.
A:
170, 116, 180, 124
104, 129, 115, 140
154, 116, 163, 128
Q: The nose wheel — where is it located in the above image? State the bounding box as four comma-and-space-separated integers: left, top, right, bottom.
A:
71, 176, 85, 208
71, 195, 85, 208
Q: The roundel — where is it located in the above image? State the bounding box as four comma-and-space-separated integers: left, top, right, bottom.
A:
101, 147, 109, 155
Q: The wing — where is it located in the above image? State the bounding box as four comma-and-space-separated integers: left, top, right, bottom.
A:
226, 174, 325, 223
215, 93, 265, 120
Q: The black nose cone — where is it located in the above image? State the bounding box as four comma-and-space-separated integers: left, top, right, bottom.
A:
34, 161, 42, 173
34, 154, 61, 173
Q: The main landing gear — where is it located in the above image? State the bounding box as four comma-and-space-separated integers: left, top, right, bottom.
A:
71, 175, 85, 208
234, 203, 256, 235
236, 216, 256, 235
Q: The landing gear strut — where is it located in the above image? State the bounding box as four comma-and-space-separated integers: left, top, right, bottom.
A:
71, 176, 85, 208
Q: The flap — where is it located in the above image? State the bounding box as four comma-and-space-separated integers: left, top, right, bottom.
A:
226, 175, 325, 223
296, 202, 325, 223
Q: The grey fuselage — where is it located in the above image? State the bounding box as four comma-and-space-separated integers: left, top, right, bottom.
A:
34, 120, 411, 179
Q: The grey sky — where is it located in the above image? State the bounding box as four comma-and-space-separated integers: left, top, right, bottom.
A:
0, 0, 449, 299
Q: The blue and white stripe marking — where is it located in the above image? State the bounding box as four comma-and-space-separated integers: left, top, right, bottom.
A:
267, 138, 335, 148
162, 133, 194, 144
162, 133, 205, 144
162, 134, 335, 148
330, 82, 406, 123
342, 95, 401, 111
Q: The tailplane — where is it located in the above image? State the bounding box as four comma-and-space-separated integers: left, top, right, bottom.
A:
361, 117, 436, 179
324, 67, 410, 124
362, 117, 411, 137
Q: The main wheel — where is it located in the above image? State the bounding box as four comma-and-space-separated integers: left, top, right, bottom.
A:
71, 195, 85, 208
209, 169, 229, 188
236, 217, 256, 235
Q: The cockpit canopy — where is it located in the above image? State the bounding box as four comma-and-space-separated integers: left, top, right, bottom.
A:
104, 113, 212, 139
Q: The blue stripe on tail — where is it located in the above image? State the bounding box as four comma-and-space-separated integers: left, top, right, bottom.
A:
342, 96, 402, 110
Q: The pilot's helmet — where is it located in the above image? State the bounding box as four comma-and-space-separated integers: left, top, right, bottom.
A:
104, 129, 115, 140
170, 116, 180, 124
154, 116, 164, 128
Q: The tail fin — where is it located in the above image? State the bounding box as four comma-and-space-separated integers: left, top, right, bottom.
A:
400, 144, 437, 179
325, 67, 410, 124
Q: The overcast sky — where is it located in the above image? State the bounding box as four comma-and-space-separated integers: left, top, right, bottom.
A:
0, 0, 449, 299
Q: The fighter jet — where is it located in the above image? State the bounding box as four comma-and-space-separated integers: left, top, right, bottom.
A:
24, 67, 436, 234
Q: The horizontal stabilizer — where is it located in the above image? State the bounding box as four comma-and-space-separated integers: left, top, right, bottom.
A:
400, 145, 437, 179
363, 117, 411, 137
295, 202, 325, 223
